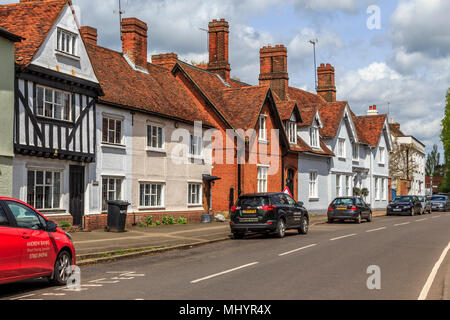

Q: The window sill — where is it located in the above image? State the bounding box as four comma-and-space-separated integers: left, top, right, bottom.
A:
146, 147, 166, 154
138, 206, 165, 211
101, 143, 126, 150
187, 204, 203, 208
259, 140, 269, 145
338, 157, 346, 161
308, 198, 319, 202
189, 155, 204, 161
55, 50, 81, 61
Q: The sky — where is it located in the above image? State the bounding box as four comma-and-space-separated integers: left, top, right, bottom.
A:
2, 0, 449, 155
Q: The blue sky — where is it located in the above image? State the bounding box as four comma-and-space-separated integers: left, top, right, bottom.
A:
2, 0, 448, 157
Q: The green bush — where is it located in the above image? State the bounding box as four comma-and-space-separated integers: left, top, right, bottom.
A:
162, 216, 169, 225
59, 222, 72, 228
138, 222, 147, 228
146, 215, 153, 227
155, 220, 161, 226
168, 216, 175, 225
177, 217, 187, 225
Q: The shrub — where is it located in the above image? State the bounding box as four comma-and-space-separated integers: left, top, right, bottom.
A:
168, 216, 175, 225
138, 222, 147, 228
177, 217, 187, 225
146, 215, 153, 227
59, 222, 72, 228
155, 220, 161, 226
162, 216, 169, 225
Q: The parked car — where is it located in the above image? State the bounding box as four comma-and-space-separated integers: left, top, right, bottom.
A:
230, 193, 309, 239
416, 196, 432, 214
0, 197, 75, 286
430, 195, 450, 212
327, 197, 372, 224
387, 196, 422, 216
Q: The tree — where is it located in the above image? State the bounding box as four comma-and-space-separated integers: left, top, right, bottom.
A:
425, 144, 441, 176
440, 88, 450, 192
389, 141, 420, 181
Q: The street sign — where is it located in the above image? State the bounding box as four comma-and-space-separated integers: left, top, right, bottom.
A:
283, 187, 292, 197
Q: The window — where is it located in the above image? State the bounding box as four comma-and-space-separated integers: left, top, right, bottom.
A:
102, 117, 122, 145
257, 166, 268, 193
188, 183, 202, 205
287, 121, 297, 144
379, 147, 385, 164
27, 170, 61, 210
337, 138, 346, 158
139, 183, 164, 208
190, 135, 203, 156
57, 28, 77, 56
346, 176, 352, 196
352, 144, 359, 161
102, 178, 122, 211
36, 86, 71, 121
0, 206, 10, 227
147, 125, 164, 150
310, 127, 319, 148
375, 178, 380, 200
382, 178, 386, 200
259, 115, 267, 142
336, 174, 342, 197
309, 171, 318, 199
5, 201, 44, 230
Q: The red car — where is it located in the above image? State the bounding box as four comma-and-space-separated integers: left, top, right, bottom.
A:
0, 197, 76, 286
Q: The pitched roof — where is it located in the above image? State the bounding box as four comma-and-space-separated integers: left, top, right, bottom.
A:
277, 101, 299, 121
291, 137, 334, 157
389, 123, 405, 137
0, 0, 68, 67
317, 101, 348, 138
85, 44, 214, 126
353, 115, 388, 147
287, 87, 326, 106
298, 106, 319, 127
0, 26, 23, 42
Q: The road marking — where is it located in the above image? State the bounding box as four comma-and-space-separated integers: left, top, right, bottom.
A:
394, 222, 410, 226
10, 294, 35, 300
431, 216, 441, 219
42, 293, 66, 296
191, 262, 259, 284
418, 241, 450, 300
415, 218, 427, 222
278, 244, 317, 256
330, 234, 357, 241
366, 227, 387, 233
89, 278, 120, 284
81, 284, 103, 287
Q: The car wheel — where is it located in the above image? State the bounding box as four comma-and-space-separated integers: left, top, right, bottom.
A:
50, 250, 72, 286
328, 218, 334, 224
366, 212, 373, 222
355, 214, 362, 224
233, 232, 245, 239
276, 219, 286, 238
298, 216, 309, 235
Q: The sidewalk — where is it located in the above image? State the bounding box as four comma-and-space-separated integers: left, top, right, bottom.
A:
73, 212, 386, 266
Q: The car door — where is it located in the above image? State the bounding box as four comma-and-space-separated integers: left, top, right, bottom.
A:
4, 200, 55, 276
279, 194, 294, 227
286, 194, 301, 227
0, 202, 27, 283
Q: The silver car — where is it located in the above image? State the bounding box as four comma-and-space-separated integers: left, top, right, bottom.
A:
430, 195, 450, 212
416, 196, 431, 214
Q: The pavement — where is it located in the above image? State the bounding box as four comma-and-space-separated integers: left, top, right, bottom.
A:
71, 211, 386, 265
3, 211, 448, 300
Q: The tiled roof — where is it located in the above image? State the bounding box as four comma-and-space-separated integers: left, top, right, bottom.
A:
353, 115, 388, 147
298, 106, 318, 127
277, 101, 297, 121
389, 123, 405, 137
287, 87, 326, 106
317, 101, 348, 139
0, 0, 68, 67
85, 44, 214, 126
291, 137, 334, 156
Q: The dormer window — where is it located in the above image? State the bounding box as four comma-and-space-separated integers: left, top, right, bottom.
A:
310, 126, 319, 148
57, 28, 77, 56
287, 121, 297, 144
259, 115, 267, 142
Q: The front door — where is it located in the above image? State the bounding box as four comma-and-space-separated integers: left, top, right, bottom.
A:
69, 165, 85, 227
286, 169, 295, 200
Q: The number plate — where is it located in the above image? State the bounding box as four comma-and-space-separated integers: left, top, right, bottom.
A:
239, 218, 258, 223
337, 207, 347, 210
243, 210, 257, 214
393, 209, 402, 212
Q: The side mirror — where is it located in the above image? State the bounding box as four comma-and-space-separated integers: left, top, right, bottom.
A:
298, 201, 304, 207
47, 220, 58, 233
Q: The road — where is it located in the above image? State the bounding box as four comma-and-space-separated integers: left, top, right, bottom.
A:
1, 212, 449, 300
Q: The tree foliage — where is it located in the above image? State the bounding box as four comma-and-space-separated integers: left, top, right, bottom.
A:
440, 88, 450, 192
425, 144, 441, 176
389, 141, 420, 181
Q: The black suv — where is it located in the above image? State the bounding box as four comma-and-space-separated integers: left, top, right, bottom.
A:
230, 193, 309, 239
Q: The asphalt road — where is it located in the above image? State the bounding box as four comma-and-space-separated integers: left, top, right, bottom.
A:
1, 212, 449, 300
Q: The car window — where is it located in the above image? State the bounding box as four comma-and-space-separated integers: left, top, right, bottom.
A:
285, 195, 297, 206
431, 196, 446, 201
0, 206, 10, 227
355, 198, 362, 206
270, 195, 282, 205
332, 198, 354, 205
237, 196, 269, 208
5, 201, 44, 230
393, 196, 413, 202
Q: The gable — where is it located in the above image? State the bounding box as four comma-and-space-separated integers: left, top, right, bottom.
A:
31, 4, 98, 83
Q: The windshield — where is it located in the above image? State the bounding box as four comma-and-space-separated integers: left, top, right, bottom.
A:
431, 196, 447, 201
237, 197, 269, 208
393, 196, 413, 202
332, 198, 354, 206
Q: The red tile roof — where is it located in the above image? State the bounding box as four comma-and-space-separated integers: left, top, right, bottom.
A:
298, 106, 318, 127
353, 115, 388, 147
277, 101, 298, 121
85, 44, 214, 126
389, 123, 405, 137
317, 101, 348, 139
287, 87, 326, 106
0, 0, 68, 67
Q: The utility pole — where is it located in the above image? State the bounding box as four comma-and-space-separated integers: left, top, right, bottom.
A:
309, 39, 319, 90
114, 0, 125, 40
199, 27, 209, 61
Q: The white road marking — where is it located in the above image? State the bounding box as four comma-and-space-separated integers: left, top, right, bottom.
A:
366, 227, 387, 233
330, 234, 357, 241
431, 216, 441, 219
10, 294, 35, 300
278, 244, 317, 256
89, 278, 120, 284
394, 222, 410, 226
81, 284, 103, 287
415, 218, 427, 222
42, 293, 66, 296
191, 262, 259, 284
418, 241, 450, 300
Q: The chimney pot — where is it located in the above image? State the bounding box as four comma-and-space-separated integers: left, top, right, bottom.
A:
317, 63, 336, 102
207, 18, 231, 83
259, 44, 289, 100
152, 53, 178, 71
121, 17, 148, 70
80, 26, 97, 46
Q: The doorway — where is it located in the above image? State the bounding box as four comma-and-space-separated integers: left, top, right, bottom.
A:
69, 165, 85, 227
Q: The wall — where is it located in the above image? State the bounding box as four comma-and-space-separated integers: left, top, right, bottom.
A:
370, 131, 389, 210
0, 36, 15, 196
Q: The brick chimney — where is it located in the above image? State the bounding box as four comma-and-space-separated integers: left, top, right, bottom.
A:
80, 26, 97, 46
367, 105, 379, 116
259, 45, 289, 100
207, 19, 231, 83
151, 53, 178, 71
121, 17, 148, 70
317, 63, 336, 102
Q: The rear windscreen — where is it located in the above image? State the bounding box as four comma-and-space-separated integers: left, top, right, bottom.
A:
431, 196, 446, 201
332, 198, 354, 206
237, 197, 269, 208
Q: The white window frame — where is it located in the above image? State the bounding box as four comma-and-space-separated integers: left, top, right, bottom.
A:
27, 170, 62, 210
375, 178, 380, 200
259, 115, 268, 142
36, 86, 72, 121
188, 183, 202, 206
57, 28, 78, 56
336, 174, 342, 197
352, 144, 359, 161
102, 177, 123, 211
287, 121, 297, 144
337, 138, 346, 158
379, 147, 385, 164
190, 135, 203, 157
139, 183, 164, 208
102, 117, 123, 145
346, 176, 352, 196
310, 126, 319, 148
309, 171, 318, 199
382, 178, 386, 200
257, 165, 269, 193
147, 124, 165, 151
